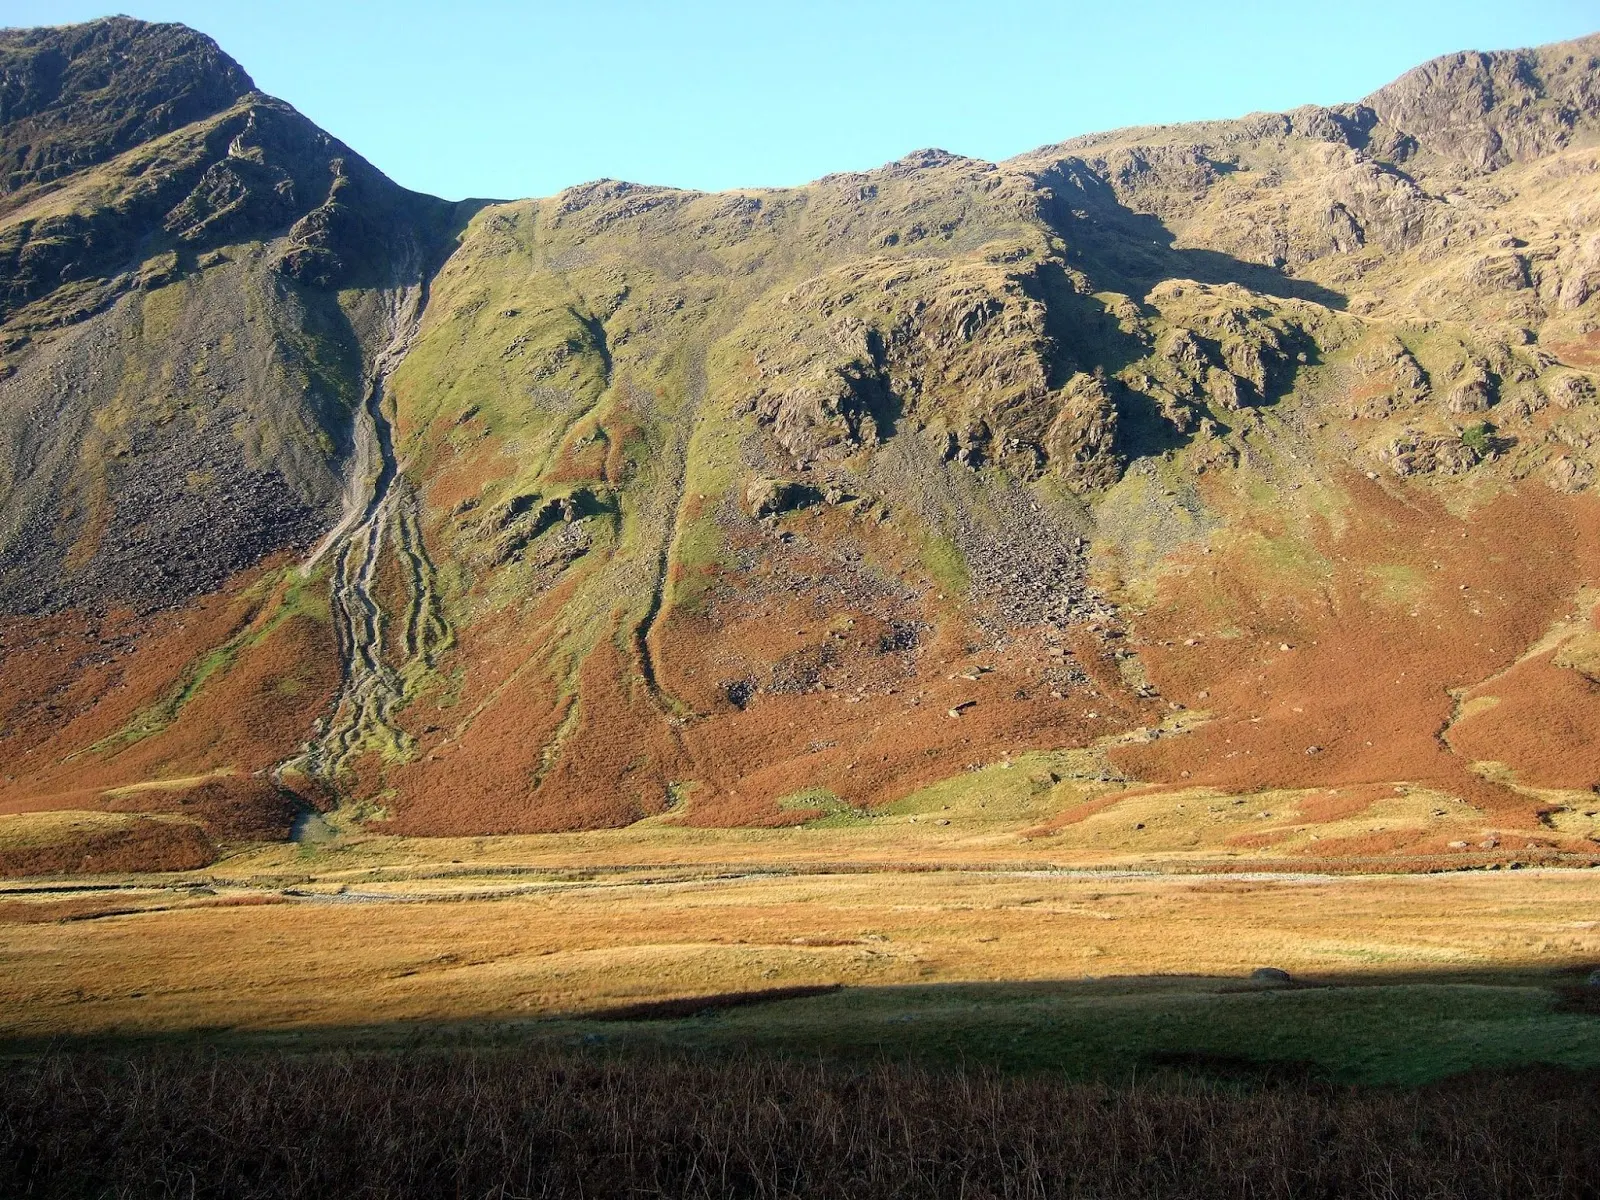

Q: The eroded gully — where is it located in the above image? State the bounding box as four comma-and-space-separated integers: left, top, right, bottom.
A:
280, 260, 449, 805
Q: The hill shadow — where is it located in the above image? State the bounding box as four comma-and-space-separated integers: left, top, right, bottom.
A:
1031, 161, 1349, 311
7, 982, 1599, 1200
4, 962, 1596, 1088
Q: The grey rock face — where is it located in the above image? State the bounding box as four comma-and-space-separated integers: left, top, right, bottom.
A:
1364, 35, 1600, 171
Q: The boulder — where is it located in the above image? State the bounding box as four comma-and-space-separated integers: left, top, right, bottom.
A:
1379, 429, 1481, 477
745, 478, 818, 518
1250, 966, 1293, 984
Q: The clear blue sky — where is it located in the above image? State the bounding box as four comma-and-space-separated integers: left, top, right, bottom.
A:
6, 1, 1599, 200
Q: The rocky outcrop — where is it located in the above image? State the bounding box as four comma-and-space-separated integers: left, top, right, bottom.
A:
473, 487, 612, 568
1379, 428, 1484, 477
745, 477, 822, 518
0, 89, 445, 330
1346, 335, 1429, 419
1559, 234, 1600, 311
0, 18, 253, 204
1364, 35, 1600, 172
1045, 373, 1121, 491
1445, 368, 1498, 415
734, 252, 1158, 488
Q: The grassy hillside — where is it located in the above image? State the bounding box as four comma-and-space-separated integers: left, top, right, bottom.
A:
357, 34, 1600, 853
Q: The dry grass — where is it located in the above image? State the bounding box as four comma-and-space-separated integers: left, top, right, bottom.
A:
3, 868, 1597, 1045
5, 1048, 1599, 1199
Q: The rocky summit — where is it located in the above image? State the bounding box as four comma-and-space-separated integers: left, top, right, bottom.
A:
3, 17, 1600, 873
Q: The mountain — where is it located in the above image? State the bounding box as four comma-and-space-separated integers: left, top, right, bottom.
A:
2, 17, 1599, 874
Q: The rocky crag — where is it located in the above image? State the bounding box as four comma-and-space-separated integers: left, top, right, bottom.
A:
3, 18, 1600, 871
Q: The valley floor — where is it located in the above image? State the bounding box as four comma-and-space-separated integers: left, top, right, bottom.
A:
3, 826, 1598, 1085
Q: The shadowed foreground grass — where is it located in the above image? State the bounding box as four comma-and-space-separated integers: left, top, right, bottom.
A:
5, 1048, 1599, 1199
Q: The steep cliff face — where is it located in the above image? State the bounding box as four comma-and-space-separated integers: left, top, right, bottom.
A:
3, 19, 1600, 870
